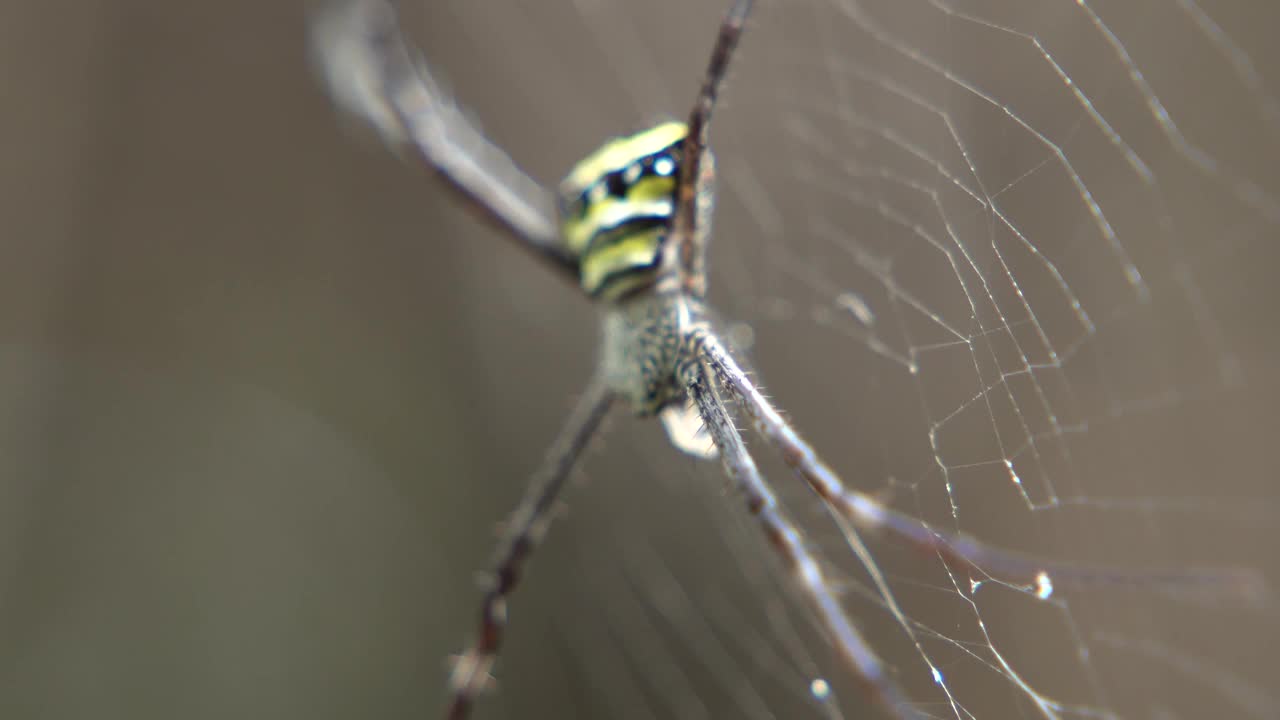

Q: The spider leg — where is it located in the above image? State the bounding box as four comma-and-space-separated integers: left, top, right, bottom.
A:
446, 377, 615, 720
693, 333, 1267, 605
671, 0, 754, 295
680, 345, 925, 720
310, 0, 580, 281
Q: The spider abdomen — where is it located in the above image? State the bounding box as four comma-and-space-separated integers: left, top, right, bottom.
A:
559, 122, 688, 302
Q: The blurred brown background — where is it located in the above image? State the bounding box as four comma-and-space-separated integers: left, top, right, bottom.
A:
1, 1, 1277, 719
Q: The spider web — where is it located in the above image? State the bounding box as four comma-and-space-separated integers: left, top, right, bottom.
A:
417, 1, 1279, 718
702, 0, 1278, 716
0, 1, 1275, 718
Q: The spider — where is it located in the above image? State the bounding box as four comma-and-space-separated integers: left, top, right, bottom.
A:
311, 2, 1264, 717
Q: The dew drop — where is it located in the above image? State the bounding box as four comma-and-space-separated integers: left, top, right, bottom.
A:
1035, 571, 1055, 600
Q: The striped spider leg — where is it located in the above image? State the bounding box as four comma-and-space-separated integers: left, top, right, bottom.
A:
311, 1, 1267, 719
677, 329, 921, 719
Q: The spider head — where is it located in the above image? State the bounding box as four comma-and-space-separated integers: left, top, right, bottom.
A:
557, 122, 693, 302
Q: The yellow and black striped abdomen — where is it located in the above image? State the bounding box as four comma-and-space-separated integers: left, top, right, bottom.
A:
559, 122, 686, 302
